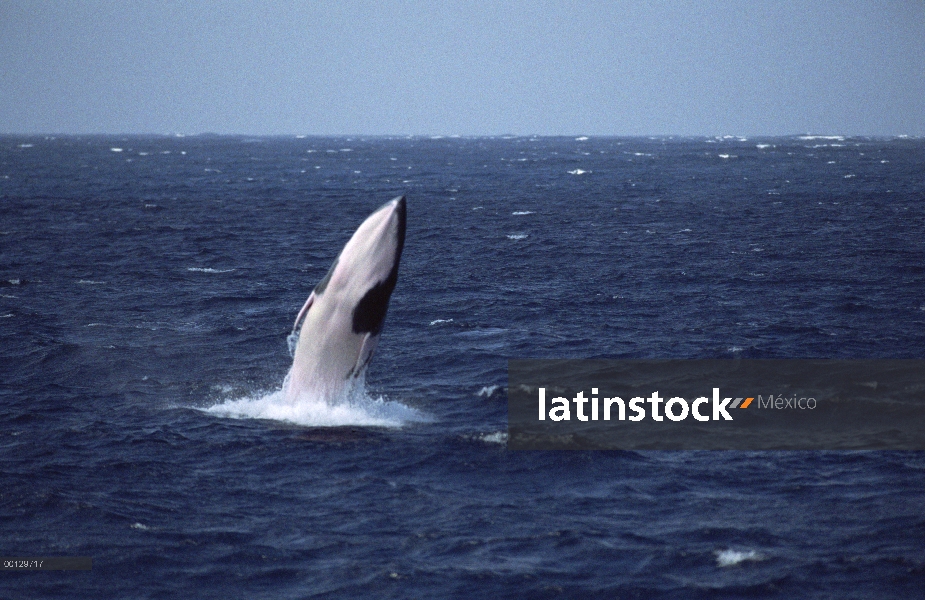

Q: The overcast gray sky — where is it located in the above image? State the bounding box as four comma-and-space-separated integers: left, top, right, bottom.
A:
1, 0, 923, 136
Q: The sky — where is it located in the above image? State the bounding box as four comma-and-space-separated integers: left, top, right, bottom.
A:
1, 0, 923, 136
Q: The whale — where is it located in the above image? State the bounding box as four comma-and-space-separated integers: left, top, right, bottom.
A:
285, 196, 406, 403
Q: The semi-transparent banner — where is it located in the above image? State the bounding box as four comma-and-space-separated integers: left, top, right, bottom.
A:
508, 360, 925, 450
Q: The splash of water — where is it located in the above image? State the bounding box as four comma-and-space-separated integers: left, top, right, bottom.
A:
205, 371, 427, 428
286, 330, 299, 358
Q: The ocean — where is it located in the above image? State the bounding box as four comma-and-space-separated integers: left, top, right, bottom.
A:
1, 135, 924, 598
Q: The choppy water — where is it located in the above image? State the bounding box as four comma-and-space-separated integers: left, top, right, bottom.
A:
2, 135, 924, 598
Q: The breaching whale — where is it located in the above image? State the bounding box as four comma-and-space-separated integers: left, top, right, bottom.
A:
285, 196, 406, 403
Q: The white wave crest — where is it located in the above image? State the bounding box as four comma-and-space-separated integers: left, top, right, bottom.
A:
477, 385, 501, 398
477, 431, 508, 444
187, 267, 235, 273
715, 549, 762, 567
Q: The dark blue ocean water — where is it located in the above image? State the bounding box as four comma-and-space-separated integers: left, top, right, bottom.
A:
1, 135, 924, 598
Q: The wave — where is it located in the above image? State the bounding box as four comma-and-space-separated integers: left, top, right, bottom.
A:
797, 135, 845, 141
187, 267, 235, 273
715, 549, 763, 567
477, 385, 501, 398
476, 431, 507, 444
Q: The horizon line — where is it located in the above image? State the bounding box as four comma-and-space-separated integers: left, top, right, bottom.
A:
2, 132, 920, 140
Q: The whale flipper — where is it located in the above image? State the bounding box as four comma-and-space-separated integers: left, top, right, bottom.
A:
292, 292, 315, 332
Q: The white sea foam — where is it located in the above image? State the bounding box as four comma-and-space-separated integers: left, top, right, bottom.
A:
511, 211, 534, 215
756, 144, 772, 149
204, 384, 427, 428
429, 318, 454, 326
798, 135, 844, 141
575, 136, 589, 141
18, 143, 34, 148
187, 267, 235, 273
507, 234, 529, 240
77, 280, 106, 285
715, 549, 762, 567
477, 431, 508, 444
477, 385, 501, 398
567, 169, 587, 175
110, 147, 123, 152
